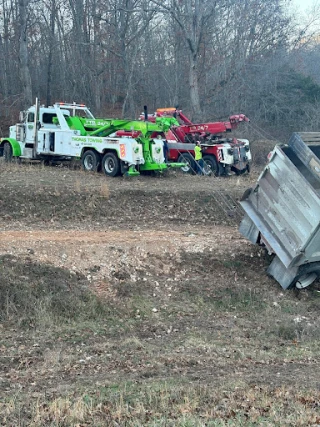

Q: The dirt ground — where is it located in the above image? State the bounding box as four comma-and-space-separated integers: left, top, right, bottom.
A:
0, 163, 320, 426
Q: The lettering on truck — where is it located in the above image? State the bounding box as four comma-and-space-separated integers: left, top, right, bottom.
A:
190, 125, 209, 132
72, 136, 87, 143
71, 136, 105, 144
84, 119, 110, 127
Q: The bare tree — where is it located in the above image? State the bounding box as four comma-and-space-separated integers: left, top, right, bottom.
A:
150, 0, 217, 121
45, 0, 56, 106
0, 0, 319, 141
19, 0, 32, 106
98, 0, 156, 117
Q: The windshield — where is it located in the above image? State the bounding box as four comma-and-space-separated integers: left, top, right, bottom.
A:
65, 107, 94, 119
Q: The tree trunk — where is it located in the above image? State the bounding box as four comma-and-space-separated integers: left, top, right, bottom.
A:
19, 0, 32, 107
46, 0, 56, 107
189, 53, 202, 121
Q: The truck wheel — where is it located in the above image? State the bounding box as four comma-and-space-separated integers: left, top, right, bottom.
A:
178, 153, 196, 174
202, 162, 212, 176
3, 142, 13, 162
101, 152, 120, 177
203, 155, 222, 177
82, 150, 101, 172
296, 273, 318, 289
289, 262, 320, 289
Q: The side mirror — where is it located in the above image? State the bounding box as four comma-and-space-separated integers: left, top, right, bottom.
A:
37, 121, 42, 130
19, 111, 25, 122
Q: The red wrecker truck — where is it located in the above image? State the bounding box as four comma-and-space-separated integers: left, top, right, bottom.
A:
140, 107, 251, 176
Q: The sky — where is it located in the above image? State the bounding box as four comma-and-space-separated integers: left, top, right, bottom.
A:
292, 0, 319, 12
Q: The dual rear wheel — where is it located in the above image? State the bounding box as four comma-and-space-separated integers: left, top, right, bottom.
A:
101, 152, 120, 177
81, 150, 120, 177
81, 150, 100, 172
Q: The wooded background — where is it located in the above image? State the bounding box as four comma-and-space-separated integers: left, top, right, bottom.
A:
1, 0, 320, 139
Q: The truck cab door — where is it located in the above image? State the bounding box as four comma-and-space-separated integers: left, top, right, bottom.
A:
25, 112, 35, 144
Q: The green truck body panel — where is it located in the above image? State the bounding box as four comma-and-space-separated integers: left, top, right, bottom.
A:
64, 114, 174, 174
60, 116, 163, 139
155, 116, 180, 131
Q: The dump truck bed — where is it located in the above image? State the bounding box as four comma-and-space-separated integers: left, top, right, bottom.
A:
239, 132, 320, 289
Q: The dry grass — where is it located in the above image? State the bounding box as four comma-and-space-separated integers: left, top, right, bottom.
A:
249, 139, 278, 165
0, 254, 111, 328
1, 247, 320, 425
1, 383, 320, 426
1, 163, 320, 426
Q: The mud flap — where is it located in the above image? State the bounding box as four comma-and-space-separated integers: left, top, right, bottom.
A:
239, 213, 259, 244
267, 256, 299, 289
120, 160, 129, 175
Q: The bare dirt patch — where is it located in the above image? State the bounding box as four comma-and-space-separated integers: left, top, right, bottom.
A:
0, 163, 320, 426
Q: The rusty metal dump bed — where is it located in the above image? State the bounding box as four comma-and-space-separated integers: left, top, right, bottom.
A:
239, 132, 320, 289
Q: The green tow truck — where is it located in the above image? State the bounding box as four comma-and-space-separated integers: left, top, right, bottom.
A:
0, 100, 183, 177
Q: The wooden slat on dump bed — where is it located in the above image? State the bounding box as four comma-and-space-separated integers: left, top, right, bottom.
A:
297, 132, 320, 145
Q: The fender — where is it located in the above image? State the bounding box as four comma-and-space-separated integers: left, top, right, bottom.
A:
0, 138, 22, 157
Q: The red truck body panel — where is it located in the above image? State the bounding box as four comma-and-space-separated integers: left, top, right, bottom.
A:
140, 108, 251, 175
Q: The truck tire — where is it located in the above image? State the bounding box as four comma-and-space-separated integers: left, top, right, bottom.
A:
3, 142, 13, 162
82, 150, 101, 172
178, 153, 196, 174
203, 155, 222, 177
101, 152, 120, 177
293, 263, 320, 289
